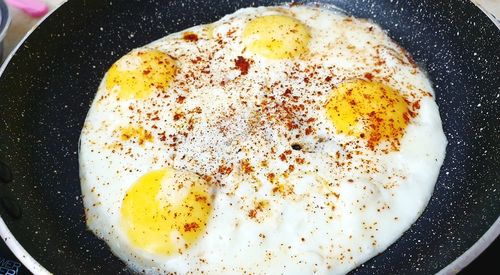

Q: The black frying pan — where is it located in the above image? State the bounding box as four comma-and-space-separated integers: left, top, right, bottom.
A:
0, 0, 498, 274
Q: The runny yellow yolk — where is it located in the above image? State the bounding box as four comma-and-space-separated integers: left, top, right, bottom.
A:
325, 79, 411, 149
242, 15, 311, 59
105, 50, 176, 100
120, 168, 213, 256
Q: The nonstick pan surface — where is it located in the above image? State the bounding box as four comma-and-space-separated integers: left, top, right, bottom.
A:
0, 0, 498, 274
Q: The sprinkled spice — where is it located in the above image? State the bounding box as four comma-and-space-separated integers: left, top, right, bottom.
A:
218, 165, 233, 175
364, 72, 374, 80
184, 222, 200, 232
235, 56, 251, 75
176, 96, 186, 104
183, 32, 199, 42
173, 113, 183, 121
241, 159, 254, 174
248, 209, 257, 218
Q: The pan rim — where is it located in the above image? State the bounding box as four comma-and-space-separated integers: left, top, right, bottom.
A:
0, 3, 66, 273
0, 0, 497, 274
438, 216, 500, 274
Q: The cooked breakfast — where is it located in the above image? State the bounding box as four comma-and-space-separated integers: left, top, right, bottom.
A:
79, 4, 447, 274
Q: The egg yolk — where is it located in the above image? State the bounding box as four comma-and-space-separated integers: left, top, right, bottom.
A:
106, 50, 176, 100
120, 168, 213, 256
325, 79, 411, 149
242, 15, 311, 59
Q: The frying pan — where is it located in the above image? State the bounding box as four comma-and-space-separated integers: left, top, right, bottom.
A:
0, 0, 498, 274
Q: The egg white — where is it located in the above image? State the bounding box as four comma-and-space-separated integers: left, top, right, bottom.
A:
79, 4, 446, 274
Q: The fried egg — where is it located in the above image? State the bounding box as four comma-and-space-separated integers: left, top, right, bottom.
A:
79, 4, 447, 274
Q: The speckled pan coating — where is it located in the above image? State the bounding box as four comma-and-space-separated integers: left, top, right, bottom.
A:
0, 0, 498, 274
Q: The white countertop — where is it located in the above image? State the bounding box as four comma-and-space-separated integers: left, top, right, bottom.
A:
2, 0, 499, 57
